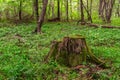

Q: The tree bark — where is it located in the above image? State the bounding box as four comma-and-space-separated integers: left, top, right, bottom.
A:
36, 0, 48, 33
80, 0, 85, 24
98, 0, 115, 23
57, 0, 60, 20
66, 0, 69, 21
19, 0, 22, 20
116, 0, 120, 17
34, 0, 39, 21
82, 1, 93, 23
70, 0, 73, 20
46, 36, 106, 68
89, 0, 93, 22
51, 0, 55, 18
106, 0, 115, 23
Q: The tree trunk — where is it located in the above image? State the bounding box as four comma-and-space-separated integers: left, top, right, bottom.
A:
46, 35, 106, 68
116, 0, 120, 17
19, 0, 22, 20
89, 0, 93, 23
57, 0, 60, 20
34, 0, 39, 21
77, 0, 80, 18
98, 0, 115, 23
80, 0, 85, 25
98, 0, 106, 21
105, 0, 115, 23
51, 0, 55, 18
66, 0, 69, 21
70, 0, 73, 20
82, 1, 93, 23
36, 0, 48, 33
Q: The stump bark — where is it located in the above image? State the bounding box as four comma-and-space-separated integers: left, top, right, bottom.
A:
46, 35, 106, 67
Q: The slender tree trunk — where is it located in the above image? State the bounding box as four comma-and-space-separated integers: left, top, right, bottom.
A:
88, 0, 93, 23
66, 0, 69, 21
99, 0, 106, 21
49, 0, 55, 19
70, 0, 73, 20
47, 0, 51, 19
87, 0, 89, 10
34, 0, 39, 21
51, 0, 55, 18
36, 0, 48, 33
77, 0, 80, 19
80, 0, 85, 24
82, 3, 92, 23
118, 0, 120, 17
57, 0, 60, 20
99, 0, 102, 17
116, 0, 120, 17
19, 0, 22, 20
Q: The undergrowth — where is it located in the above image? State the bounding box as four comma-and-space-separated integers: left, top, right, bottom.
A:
0, 22, 120, 80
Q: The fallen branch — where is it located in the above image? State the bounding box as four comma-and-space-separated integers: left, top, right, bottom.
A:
85, 22, 120, 29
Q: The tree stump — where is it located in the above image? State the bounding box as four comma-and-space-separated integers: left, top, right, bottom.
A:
46, 35, 106, 67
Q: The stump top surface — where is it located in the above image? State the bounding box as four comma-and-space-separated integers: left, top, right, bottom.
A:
65, 35, 85, 39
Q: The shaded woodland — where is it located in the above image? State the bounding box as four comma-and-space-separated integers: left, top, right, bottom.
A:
0, 0, 119, 26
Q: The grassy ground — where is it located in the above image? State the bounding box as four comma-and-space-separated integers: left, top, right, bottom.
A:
0, 22, 120, 80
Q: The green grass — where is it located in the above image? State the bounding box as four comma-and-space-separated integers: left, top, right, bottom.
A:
0, 22, 120, 80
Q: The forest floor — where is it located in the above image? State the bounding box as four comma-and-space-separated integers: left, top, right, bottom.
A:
0, 22, 120, 80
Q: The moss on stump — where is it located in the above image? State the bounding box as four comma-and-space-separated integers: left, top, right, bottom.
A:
46, 35, 106, 68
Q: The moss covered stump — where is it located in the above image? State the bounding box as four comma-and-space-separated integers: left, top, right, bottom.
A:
46, 35, 106, 67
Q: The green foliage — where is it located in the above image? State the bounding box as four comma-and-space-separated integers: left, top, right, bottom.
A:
0, 0, 119, 26
0, 22, 120, 79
